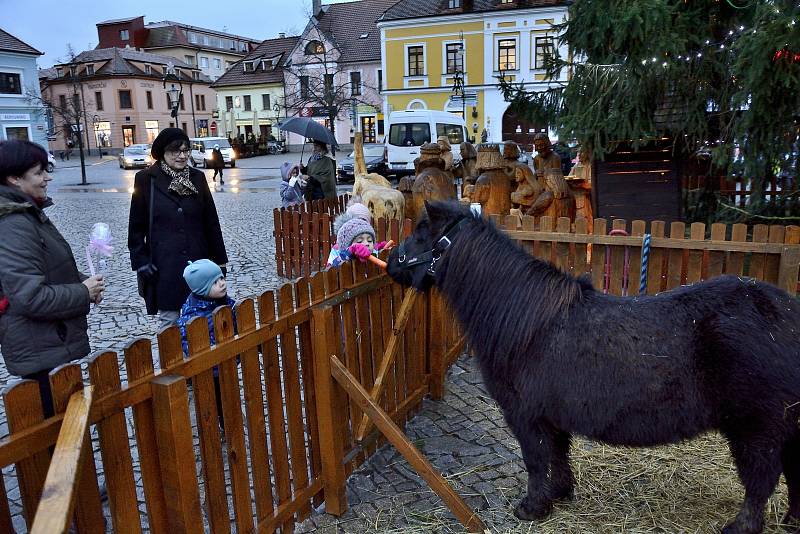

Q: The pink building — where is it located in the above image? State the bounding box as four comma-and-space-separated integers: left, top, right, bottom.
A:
40, 48, 215, 153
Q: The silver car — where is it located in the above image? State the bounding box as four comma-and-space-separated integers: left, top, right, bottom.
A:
119, 144, 154, 169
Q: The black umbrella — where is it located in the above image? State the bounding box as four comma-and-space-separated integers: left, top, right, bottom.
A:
278, 117, 338, 164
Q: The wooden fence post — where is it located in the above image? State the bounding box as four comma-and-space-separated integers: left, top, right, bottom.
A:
429, 290, 447, 400
150, 375, 203, 533
310, 306, 348, 516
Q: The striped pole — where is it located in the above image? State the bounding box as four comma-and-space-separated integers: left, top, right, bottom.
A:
639, 233, 651, 295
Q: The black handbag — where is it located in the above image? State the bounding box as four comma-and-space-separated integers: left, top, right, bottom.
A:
136, 176, 159, 315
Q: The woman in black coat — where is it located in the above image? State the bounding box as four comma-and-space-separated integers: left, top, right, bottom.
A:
128, 128, 228, 327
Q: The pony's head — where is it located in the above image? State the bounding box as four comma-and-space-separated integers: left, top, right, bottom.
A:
387, 201, 474, 291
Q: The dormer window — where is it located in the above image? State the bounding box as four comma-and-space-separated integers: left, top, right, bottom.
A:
244, 61, 255, 72
305, 40, 325, 55
86, 64, 95, 76
192, 71, 199, 80
448, 0, 461, 7
175, 68, 181, 78
145, 64, 152, 75
499, 0, 514, 3
56, 68, 63, 78
69, 66, 76, 77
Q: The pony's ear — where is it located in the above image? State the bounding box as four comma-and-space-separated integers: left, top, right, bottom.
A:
423, 201, 448, 228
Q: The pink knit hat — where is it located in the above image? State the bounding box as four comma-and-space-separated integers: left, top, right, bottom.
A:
346, 202, 371, 223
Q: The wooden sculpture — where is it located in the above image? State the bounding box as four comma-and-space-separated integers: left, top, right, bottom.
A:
352, 132, 405, 221
456, 141, 479, 201
504, 141, 543, 209
437, 135, 454, 171
473, 143, 511, 216
411, 142, 455, 221
526, 167, 575, 220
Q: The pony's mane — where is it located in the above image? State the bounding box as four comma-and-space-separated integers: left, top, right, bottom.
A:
436, 214, 587, 361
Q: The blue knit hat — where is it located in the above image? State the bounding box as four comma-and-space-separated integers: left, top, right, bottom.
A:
183, 259, 223, 297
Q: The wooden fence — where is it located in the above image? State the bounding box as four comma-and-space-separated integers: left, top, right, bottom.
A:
492, 214, 800, 296
0, 264, 462, 533
274, 207, 410, 279
682, 174, 796, 208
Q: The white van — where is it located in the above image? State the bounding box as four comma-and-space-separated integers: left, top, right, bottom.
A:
189, 137, 237, 168
385, 110, 467, 175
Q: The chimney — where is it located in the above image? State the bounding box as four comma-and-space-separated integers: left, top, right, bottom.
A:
279, 32, 286, 39
313, 0, 322, 16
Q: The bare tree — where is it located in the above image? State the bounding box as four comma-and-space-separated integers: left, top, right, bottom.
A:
30, 46, 94, 184
281, 20, 380, 153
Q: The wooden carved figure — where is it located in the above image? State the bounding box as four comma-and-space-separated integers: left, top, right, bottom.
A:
532, 133, 563, 186
457, 141, 479, 201
352, 132, 405, 221
437, 135, 454, 171
504, 141, 543, 209
474, 143, 511, 216
412, 142, 455, 221
526, 167, 574, 220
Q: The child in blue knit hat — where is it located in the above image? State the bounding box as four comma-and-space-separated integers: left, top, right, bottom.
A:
176, 259, 236, 356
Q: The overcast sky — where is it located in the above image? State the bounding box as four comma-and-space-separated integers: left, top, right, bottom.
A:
4, 0, 355, 67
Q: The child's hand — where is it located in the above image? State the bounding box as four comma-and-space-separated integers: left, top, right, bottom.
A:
375, 241, 387, 251
349, 243, 372, 261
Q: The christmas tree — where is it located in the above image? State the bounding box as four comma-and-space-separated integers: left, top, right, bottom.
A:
500, 0, 800, 221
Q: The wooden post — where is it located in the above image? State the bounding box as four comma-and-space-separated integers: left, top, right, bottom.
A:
150, 375, 203, 533
310, 306, 348, 515
429, 290, 446, 400
329, 355, 488, 533
30, 387, 93, 534
778, 246, 800, 295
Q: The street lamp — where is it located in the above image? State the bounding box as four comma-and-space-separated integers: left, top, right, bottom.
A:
451, 36, 466, 119
91, 114, 101, 157
163, 63, 183, 126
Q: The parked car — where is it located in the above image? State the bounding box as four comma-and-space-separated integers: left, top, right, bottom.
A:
118, 144, 154, 169
189, 137, 236, 168
337, 144, 388, 183
46, 152, 55, 173
267, 140, 288, 155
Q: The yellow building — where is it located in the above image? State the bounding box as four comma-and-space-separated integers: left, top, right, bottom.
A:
378, 0, 569, 145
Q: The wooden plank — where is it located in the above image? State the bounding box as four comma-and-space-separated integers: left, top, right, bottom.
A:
4, 380, 51, 530
295, 278, 324, 505
356, 288, 419, 442
322, 213, 332, 266
311, 212, 320, 273
538, 216, 554, 265
707, 223, 727, 279
646, 221, 666, 294
30, 387, 93, 534
765, 226, 786, 284
277, 285, 312, 521
302, 211, 312, 278
156, 325, 184, 370
391, 279, 410, 429
213, 306, 255, 533
573, 218, 589, 276
184, 318, 230, 534
590, 218, 607, 290
778, 246, 800, 295
554, 217, 571, 273
378, 275, 397, 422
274, 208, 284, 278
310, 307, 348, 516
338, 262, 364, 471
329, 355, 487, 533
48, 363, 104, 534
628, 220, 646, 293
282, 210, 293, 278
123, 338, 169, 534
726, 224, 748, 276
292, 210, 302, 279
428, 289, 446, 401
686, 223, 705, 284
258, 290, 294, 532
87, 351, 141, 534
666, 222, 686, 290
150, 375, 203, 533
749, 224, 770, 280
237, 298, 275, 522
609, 219, 627, 296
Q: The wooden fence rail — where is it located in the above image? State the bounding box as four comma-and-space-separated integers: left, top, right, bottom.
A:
0, 259, 461, 533
492, 215, 800, 296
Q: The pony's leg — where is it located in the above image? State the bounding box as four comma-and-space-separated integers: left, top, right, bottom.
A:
549, 429, 574, 501
781, 436, 800, 531
723, 434, 783, 534
513, 421, 556, 521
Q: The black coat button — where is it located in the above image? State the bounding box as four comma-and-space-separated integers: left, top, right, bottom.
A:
177, 207, 183, 214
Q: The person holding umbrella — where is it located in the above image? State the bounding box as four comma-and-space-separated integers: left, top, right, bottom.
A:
300, 139, 337, 201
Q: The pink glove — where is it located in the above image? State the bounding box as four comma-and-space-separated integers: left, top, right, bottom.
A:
349, 243, 372, 261
375, 241, 387, 251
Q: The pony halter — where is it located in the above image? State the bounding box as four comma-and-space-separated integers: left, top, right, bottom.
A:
396, 217, 471, 276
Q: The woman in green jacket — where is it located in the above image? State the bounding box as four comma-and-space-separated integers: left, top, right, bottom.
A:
0, 140, 105, 416
301, 139, 337, 200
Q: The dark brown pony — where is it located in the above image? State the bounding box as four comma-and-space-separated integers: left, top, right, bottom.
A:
386, 201, 800, 534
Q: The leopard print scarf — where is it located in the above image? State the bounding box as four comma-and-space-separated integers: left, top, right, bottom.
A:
160, 161, 198, 196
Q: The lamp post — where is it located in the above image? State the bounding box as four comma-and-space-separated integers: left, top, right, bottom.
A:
163, 63, 183, 127
273, 102, 282, 143
91, 114, 101, 158
451, 33, 467, 120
